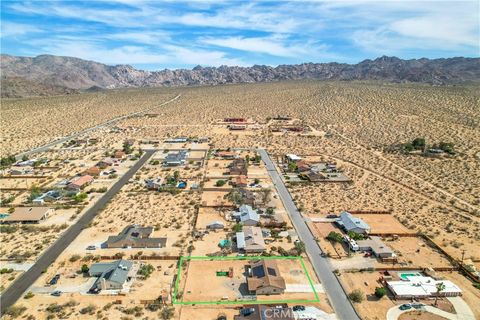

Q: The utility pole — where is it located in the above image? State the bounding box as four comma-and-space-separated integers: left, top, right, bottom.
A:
461, 250, 466, 264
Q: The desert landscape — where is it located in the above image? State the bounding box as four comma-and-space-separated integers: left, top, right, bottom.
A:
1, 80, 479, 320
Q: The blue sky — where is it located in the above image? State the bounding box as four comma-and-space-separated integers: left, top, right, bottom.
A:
1, 0, 479, 70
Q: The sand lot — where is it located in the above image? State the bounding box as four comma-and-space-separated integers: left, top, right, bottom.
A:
178, 258, 319, 304
354, 214, 413, 234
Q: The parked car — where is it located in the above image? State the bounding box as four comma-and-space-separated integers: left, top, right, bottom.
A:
51, 290, 62, 297
326, 214, 338, 219
86, 245, 96, 250
292, 306, 305, 311
399, 304, 412, 311
412, 303, 424, 309
49, 274, 60, 285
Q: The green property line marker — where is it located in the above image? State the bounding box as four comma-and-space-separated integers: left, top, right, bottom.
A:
172, 255, 320, 305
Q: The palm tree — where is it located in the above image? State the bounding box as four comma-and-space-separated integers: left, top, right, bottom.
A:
434, 282, 446, 306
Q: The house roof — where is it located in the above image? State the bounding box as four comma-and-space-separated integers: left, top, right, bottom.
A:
3, 207, 51, 222
217, 151, 238, 157
104, 225, 166, 247
238, 205, 259, 223
357, 236, 394, 256
339, 211, 370, 232
70, 175, 94, 187
247, 259, 286, 292
243, 226, 265, 250
387, 276, 461, 297
235, 175, 248, 185
84, 166, 101, 175
89, 259, 133, 287
286, 154, 302, 161
164, 150, 189, 163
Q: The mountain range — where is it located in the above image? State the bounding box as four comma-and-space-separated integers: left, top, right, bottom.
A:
1, 54, 479, 98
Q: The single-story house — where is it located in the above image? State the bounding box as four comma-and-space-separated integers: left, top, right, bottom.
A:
164, 137, 188, 143
233, 175, 248, 187
247, 260, 286, 295
336, 211, 370, 234
89, 259, 134, 292
206, 221, 225, 230
97, 158, 115, 167
9, 167, 33, 175
233, 205, 260, 226
229, 124, 247, 130
163, 150, 189, 166
103, 225, 167, 248
224, 118, 246, 123
356, 236, 395, 258
32, 190, 62, 205
236, 226, 266, 253
2, 207, 53, 224
82, 166, 101, 176
234, 304, 293, 320
387, 275, 462, 299
216, 151, 239, 159
15, 159, 37, 167
145, 178, 164, 190
114, 150, 126, 159
285, 154, 302, 162
67, 175, 94, 190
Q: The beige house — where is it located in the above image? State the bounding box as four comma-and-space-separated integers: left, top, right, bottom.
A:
247, 260, 286, 295
236, 226, 265, 253
2, 207, 52, 224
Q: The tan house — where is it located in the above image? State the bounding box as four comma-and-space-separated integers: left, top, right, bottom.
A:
247, 260, 286, 295
82, 166, 101, 176
114, 150, 126, 159
2, 207, 53, 224
216, 151, 239, 159
233, 175, 248, 187
68, 175, 94, 190
236, 226, 265, 253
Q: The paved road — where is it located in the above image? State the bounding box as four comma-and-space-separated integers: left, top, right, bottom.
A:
15, 94, 180, 160
0, 150, 155, 314
259, 149, 360, 320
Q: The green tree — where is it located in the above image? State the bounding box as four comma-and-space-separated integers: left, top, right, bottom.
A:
375, 287, 387, 298
434, 282, 446, 306
73, 192, 88, 203
412, 137, 426, 150
288, 162, 298, 172
348, 289, 365, 303
232, 223, 243, 233
81, 264, 89, 274
402, 142, 414, 152
216, 180, 226, 187
254, 178, 260, 184
226, 188, 244, 206
326, 231, 343, 243
294, 241, 306, 255
21, 155, 29, 162
173, 170, 180, 181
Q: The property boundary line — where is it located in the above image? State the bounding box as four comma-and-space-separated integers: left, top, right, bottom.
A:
172, 255, 320, 305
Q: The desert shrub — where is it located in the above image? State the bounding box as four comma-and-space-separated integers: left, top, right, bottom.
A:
23, 291, 34, 299
215, 180, 226, 187
79, 304, 96, 315
4, 305, 27, 318
69, 254, 81, 262
326, 231, 343, 243
138, 264, 154, 278
348, 289, 365, 303
160, 307, 175, 320
375, 287, 387, 298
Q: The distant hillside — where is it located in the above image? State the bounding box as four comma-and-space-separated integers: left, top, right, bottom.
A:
1, 54, 479, 97
0, 76, 77, 98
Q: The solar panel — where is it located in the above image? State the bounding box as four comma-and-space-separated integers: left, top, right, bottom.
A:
252, 265, 265, 277
267, 267, 277, 276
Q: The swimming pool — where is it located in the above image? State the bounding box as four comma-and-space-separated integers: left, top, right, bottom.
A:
399, 272, 421, 280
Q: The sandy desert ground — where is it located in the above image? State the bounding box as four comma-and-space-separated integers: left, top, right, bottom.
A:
1, 80, 479, 319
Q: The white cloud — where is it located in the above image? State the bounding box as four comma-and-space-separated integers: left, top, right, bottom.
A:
0, 22, 41, 38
